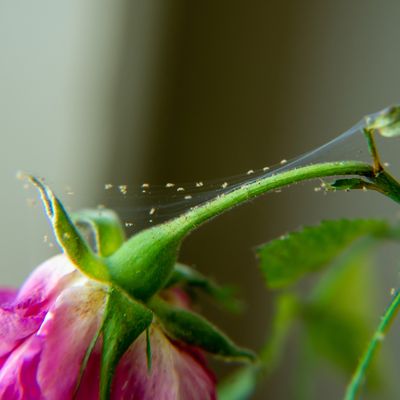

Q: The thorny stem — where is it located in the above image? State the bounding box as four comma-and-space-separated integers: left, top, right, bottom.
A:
344, 290, 400, 400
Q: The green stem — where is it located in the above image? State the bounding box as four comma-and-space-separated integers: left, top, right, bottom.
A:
344, 290, 400, 400
169, 161, 375, 236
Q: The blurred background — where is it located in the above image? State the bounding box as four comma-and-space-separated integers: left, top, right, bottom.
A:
2, 1, 400, 399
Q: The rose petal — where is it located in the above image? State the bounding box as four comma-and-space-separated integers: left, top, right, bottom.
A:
0, 334, 42, 399
0, 308, 43, 360
0, 255, 80, 361
75, 342, 101, 400
0, 289, 17, 306
15, 254, 78, 316
36, 281, 107, 399
76, 328, 216, 400
112, 327, 216, 400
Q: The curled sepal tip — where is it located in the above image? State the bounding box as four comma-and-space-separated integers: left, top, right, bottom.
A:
100, 288, 153, 400
21, 173, 110, 282
73, 209, 125, 257
148, 297, 256, 363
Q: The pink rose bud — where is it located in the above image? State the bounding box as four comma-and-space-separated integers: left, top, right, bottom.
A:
0, 255, 216, 399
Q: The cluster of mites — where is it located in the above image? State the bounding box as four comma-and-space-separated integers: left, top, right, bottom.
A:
104, 181, 229, 228
102, 161, 287, 198
101, 164, 281, 229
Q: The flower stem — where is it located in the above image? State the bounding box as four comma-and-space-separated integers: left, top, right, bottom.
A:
169, 161, 376, 236
344, 290, 400, 400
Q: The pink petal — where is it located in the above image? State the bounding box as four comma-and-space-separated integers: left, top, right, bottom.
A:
0, 255, 79, 361
75, 342, 101, 400
0, 307, 43, 361
15, 254, 78, 316
0, 334, 42, 399
36, 281, 107, 399
112, 327, 216, 400
0, 289, 17, 306
0, 281, 107, 399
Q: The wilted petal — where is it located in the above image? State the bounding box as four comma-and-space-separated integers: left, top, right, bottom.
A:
0, 334, 42, 399
0, 278, 106, 399
36, 281, 107, 399
0, 307, 42, 361
0, 289, 17, 306
16, 255, 78, 315
0, 255, 79, 361
112, 327, 216, 400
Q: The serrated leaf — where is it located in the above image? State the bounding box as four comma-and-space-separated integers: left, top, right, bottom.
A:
258, 219, 388, 289
101, 288, 153, 400
148, 297, 256, 362
73, 209, 125, 257
165, 263, 243, 313
301, 245, 380, 386
25, 174, 109, 282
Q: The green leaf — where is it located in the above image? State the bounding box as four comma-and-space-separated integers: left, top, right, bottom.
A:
218, 366, 259, 400
148, 297, 256, 362
165, 263, 243, 313
100, 287, 153, 400
24, 174, 110, 282
301, 244, 381, 385
257, 219, 388, 288
302, 306, 372, 376
309, 241, 378, 318
365, 105, 400, 137
73, 209, 125, 257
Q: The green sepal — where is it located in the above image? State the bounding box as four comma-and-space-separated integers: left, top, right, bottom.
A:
146, 327, 152, 372
165, 263, 243, 313
25, 174, 110, 282
106, 225, 183, 301
73, 209, 125, 257
100, 287, 153, 400
365, 105, 400, 137
257, 219, 389, 289
148, 297, 256, 362
74, 324, 102, 396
